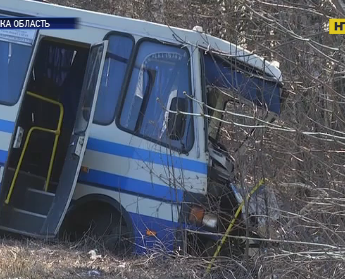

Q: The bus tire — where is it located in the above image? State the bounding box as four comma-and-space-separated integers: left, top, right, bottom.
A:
60, 194, 134, 256
89, 209, 132, 256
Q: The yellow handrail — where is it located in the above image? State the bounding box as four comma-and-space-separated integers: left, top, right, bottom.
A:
5, 91, 64, 204
27, 92, 64, 192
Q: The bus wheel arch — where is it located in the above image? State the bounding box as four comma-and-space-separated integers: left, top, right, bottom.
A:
60, 193, 135, 255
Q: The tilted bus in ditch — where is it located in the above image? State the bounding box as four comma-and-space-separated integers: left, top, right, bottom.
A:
0, 0, 284, 256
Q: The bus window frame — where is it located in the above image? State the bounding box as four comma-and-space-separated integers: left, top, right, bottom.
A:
115, 37, 195, 155
0, 11, 37, 107
91, 31, 135, 126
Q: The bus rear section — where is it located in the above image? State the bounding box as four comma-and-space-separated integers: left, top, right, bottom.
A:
0, 30, 109, 238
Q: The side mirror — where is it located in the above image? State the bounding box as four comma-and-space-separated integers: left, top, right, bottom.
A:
167, 97, 188, 140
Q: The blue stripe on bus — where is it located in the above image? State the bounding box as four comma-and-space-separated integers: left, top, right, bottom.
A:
0, 120, 208, 175
87, 138, 208, 175
78, 168, 184, 202
0, 146, 184, 202
0, 150, 7, 165
129, 212, 180, 254
0, 119, 15, 133
0, 147, 183, 202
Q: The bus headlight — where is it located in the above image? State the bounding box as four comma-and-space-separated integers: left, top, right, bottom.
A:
189, 206, 218, 229
202, 213, 217, 229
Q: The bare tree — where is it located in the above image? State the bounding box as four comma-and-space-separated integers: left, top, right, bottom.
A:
333, 0, 345, 14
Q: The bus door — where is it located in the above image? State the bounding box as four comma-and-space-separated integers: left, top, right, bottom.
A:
0, 36, 108, 238
41, 40, 109, 236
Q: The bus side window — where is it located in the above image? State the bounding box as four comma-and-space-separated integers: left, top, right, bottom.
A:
93, 34, 134, 125
0, 41, 32, 106
119, 40, 194, 153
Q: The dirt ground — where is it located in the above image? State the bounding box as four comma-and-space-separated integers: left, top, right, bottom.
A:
0, 237, 203, 279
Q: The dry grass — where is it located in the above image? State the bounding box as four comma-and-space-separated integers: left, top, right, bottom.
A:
0, 236, 204, 279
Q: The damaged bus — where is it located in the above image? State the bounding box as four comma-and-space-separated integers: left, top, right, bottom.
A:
0, 0, 284, 256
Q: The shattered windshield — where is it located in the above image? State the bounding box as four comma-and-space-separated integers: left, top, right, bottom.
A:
206, 86, 270, 153
203, 51, 282, 153
206, 87, 225, 143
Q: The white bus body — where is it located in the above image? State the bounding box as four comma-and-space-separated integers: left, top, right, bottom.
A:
0, 0, 283, 255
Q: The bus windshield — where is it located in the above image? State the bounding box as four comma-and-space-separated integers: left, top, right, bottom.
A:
203, 52, 283, 153
206, 86, 271, 153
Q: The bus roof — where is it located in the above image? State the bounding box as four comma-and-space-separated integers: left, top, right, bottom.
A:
0, 0, 282, 82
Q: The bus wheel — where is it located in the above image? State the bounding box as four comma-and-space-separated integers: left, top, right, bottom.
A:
90, 211, 133, 256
